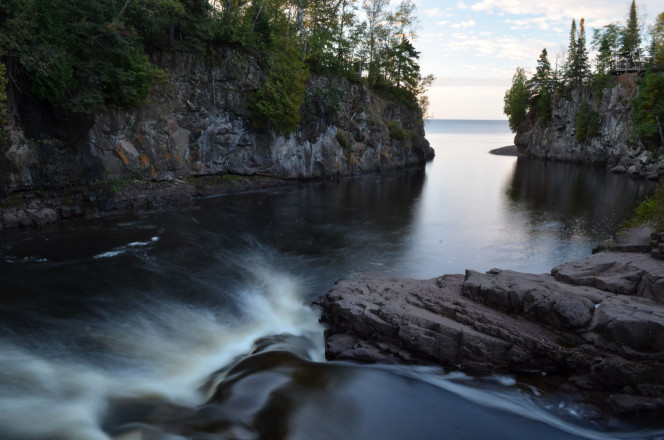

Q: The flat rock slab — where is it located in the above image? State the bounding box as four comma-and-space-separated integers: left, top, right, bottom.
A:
553, 252, 664, 302
610, 225, 652, 253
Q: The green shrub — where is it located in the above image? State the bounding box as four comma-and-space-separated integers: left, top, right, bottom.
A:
387, 120, 411, 144
250, 36, 309, 136
0, 0, 157, 113
336, 130, 350, 150
590, 71, 613, 102
624, 182, 664, 233
534, 88, 552, 121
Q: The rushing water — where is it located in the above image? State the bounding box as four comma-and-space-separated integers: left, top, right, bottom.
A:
0, 120, 661, 440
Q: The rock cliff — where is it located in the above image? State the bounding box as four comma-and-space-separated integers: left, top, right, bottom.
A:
318, 226, 664, 416
0, 48, 433, 229
515, 74, 664, 179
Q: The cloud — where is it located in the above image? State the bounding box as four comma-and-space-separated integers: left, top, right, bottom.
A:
425, 7, 452, 17
451, 20, 477, 28
504, 17, 553, 30
441, 36, 555, 63
432, 76, 512, 87
459, 0, 651, 25
436, 20, 451, 26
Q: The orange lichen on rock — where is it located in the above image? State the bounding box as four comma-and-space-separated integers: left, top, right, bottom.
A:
116, 145, 130, 165
162, 146, 174, 161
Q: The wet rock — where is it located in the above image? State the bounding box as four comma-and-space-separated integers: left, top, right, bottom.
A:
609, 394, 664, 415
2, 212, 21, 228
28, 208, 58, 226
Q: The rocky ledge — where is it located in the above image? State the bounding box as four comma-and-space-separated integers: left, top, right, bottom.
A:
318, 225, 664, 416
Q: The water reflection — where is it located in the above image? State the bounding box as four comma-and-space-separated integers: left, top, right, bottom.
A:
504, 157, 654, 242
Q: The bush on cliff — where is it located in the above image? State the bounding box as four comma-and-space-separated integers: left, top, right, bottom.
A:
625, 181, 664, 233
0, 0, 164, 113
250, 36, 309, 135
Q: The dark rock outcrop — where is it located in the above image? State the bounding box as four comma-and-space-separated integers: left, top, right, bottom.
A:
1, 49, 433, 228
319, 227, 664, 415
514, 73, 664, 178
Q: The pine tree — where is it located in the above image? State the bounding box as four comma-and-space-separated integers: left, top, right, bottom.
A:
564, 18, 589, 89
575, 18, 590, 84
621, 0, 641, 66
563, 19, 577, 88
530, 48, 552, 120
531, 48, 551, 91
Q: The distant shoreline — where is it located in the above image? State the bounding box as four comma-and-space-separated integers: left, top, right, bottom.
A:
489, 145, 520, 156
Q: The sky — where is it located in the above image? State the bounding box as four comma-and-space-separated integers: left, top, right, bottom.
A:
413, 0, 664, 120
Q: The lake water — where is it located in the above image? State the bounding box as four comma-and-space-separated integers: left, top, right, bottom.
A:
0, 120, 661, 439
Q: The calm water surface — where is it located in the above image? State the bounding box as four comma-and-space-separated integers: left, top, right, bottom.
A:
0, 120, 661, 439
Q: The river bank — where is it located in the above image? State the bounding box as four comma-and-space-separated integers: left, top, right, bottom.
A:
318, 225, 664, 418
0, 174, 294, 231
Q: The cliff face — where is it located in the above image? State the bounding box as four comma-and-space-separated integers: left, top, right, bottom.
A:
514, 74, 662, 178
0, 48, 433, 228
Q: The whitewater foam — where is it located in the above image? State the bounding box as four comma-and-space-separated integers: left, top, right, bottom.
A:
0, 258, 323, 439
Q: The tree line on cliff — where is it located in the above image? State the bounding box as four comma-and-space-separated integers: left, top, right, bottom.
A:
503, 1, 664, 149
0, 0, 433, 135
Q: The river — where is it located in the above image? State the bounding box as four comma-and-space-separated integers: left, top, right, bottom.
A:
0, 119, 661, 439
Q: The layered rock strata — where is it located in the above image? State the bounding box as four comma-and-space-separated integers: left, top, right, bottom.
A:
319, 226, 664, 415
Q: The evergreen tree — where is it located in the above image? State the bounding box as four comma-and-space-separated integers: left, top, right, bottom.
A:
563, 19, 577, 87
386, 37, 420, 91
564, 18, 590, 89
621, 0, 641, 66
575, 18, 590, 83
531, 48, 551, 91
530, 49, 552, 120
